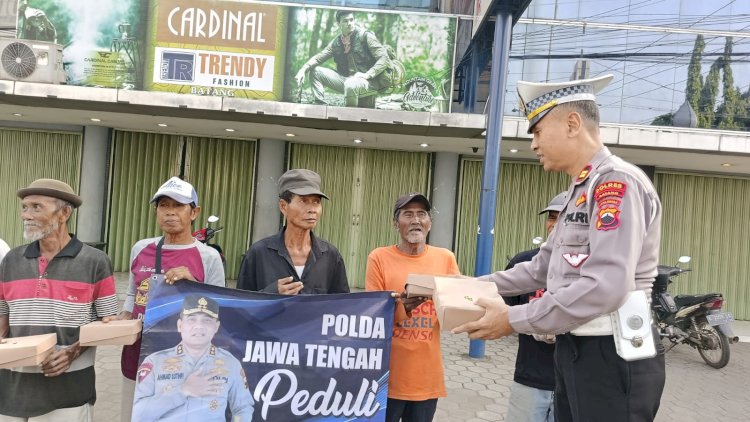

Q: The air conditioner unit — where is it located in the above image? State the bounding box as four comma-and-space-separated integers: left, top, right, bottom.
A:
0, 39, 65, 84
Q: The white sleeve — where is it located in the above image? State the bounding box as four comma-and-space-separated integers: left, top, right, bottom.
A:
0, 239, 10, 263
198, 243, 226, 287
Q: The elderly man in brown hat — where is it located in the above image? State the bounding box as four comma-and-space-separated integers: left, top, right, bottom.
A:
0, 178, 118, 421
237, 169, 349, 294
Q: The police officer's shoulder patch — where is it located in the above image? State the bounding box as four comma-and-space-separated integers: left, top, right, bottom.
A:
594, 180, 627, 231
138, 361, 153, 383
594, 180, 627, 203
596, 207, 621, 231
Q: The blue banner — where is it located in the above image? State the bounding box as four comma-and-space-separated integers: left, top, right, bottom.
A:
134, 281, 394, 421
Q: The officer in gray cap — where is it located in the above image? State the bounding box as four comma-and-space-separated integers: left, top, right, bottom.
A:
454, 75, 665, 422
132, 295, 254, 421
237, 169, 349, 294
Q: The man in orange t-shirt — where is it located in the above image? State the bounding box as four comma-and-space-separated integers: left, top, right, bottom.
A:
366, 193, 460, 422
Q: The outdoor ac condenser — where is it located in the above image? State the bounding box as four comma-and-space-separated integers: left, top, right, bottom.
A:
0, 39, 65, 84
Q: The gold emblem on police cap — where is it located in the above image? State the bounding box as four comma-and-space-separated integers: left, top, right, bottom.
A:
198, 297, 208, 310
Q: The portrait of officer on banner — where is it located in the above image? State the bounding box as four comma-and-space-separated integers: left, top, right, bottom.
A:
132, 295, 254, 422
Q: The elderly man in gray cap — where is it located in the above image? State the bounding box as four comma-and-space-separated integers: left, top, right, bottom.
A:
0, 178, 118, 421
237, 169, 349, 294
455, 74, 665, 422
503, 192, 565, 422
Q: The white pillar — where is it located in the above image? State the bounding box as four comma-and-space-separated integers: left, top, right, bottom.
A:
429, 152, 459, 250
251, 138, 286, 243
77, 126, 110, 244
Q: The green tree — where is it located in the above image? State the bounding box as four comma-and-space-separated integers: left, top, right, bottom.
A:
716, 37, 746, 130
685, 35, 705, 112
308, 11, 323, 59
651, 113, 674, 126
698, 60, 720, 128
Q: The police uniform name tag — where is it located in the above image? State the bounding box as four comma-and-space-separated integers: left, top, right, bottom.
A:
610, 290, 657, 361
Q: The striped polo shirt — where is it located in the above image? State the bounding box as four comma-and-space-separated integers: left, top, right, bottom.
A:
0, 236, 118, 418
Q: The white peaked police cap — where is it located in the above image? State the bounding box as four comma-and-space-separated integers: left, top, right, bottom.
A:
517, 74, 614, 133
150, 177, 199, 206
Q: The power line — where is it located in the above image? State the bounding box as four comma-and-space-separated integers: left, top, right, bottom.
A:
510, 52, 750, 60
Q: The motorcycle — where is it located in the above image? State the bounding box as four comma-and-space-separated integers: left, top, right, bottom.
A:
651, 256, 739, 369
193, 215, 225, 266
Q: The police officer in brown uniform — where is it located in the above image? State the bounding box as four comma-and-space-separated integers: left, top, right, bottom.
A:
454, 74, 666, 421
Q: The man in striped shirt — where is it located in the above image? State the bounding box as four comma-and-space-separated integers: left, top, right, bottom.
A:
0, 178, 118, 421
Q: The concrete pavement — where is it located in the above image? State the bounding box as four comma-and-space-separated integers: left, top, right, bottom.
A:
91, 274, 750, 421
437, 330, 750, 422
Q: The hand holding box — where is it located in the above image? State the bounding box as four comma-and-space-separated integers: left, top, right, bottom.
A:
0, 333, 57, 369
431, 276, 503, 331
405, 274, 436, 298
79, 319, 143, 346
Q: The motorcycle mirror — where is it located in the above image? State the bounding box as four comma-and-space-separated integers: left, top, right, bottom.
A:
208, 215, 219, 223
678, 256, 692, 264
532, 236, 543, 245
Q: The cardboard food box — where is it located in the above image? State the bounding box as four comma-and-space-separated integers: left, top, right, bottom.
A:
432, 276, 503, 331
405, 274, 437, 298
79, 319, 142, 346
0, 333, 57, 369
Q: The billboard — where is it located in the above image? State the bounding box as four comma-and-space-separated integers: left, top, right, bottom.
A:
145, 0, 287, 100
137, 281, 394, 421
17, 1, 457, 112
284, 7, 456, 111
16, 0, 146, 88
